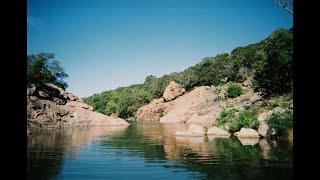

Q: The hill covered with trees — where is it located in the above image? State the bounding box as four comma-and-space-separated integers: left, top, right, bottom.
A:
83, 28, 293, 120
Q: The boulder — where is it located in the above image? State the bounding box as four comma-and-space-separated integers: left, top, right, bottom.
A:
163, 81, 185, 101
234, 128, 260, 138
174, 124, 230, 137
187, 124, 205, 135
207, 126, 231, 136
258, 121, 269, 137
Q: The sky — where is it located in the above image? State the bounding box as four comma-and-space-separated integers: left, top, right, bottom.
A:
27, 0, 293, 98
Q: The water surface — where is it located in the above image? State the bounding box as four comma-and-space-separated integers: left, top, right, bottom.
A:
27, 122, 292, 180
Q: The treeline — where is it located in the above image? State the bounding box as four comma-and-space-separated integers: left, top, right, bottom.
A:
83, 28, 293, 119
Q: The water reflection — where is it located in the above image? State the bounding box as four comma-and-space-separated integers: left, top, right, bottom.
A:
27, 126, 128, 180
28, 123, 292, 180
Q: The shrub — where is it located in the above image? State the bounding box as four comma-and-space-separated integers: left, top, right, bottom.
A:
215, 108, 259, 133
215, 108, 240, 125
267, 110, 293, 136
226, 83, 243, 98
228, 110, 259, 133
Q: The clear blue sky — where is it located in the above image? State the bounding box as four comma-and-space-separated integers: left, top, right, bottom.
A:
27, 0, 293, 98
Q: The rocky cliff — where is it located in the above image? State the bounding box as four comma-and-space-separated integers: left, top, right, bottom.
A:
27, 83, 129, 134
136, 81, 261, 125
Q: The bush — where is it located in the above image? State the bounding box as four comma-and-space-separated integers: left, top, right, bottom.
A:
228, 110, 259, 133
215, 108, 259, 133
215, 108, 240, 126
267, 110, 293, 136
225, 83, 243, 98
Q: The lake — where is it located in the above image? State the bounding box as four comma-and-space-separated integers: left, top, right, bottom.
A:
27, 122, 292, 180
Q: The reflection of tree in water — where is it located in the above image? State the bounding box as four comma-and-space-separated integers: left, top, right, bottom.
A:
27, 126, 128, 180
28, 124, 292, 180
103, 123, 168, 160
27, 131, 67, 180
105, 123, 292, 180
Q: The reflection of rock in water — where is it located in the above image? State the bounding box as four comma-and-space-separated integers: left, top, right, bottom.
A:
136, 123, 226, 160
237, 137, 260, 146
27, 126, 128, 180
259, 138, 271, 160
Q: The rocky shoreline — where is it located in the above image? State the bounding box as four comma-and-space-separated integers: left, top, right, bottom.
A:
136, 81, 293, 144
27, 83, 129, 135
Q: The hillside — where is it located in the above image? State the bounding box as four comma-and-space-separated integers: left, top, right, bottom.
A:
83, 28, 293, 122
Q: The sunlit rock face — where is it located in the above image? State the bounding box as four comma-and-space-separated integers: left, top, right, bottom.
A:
163, 81, 185, 101
27, 83, 129, 134
137, 82, 262, 126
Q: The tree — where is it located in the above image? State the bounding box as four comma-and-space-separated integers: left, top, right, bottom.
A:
27, 52, 69, 89
253, 29, 293, 97
275, 0, 293, 15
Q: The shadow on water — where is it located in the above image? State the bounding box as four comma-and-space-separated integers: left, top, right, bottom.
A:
27, 122, 292, 180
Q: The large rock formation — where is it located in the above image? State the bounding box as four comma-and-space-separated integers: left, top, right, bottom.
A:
136, 98, 174, 121
136, 82, 262, 126
27, 83, 129, 134
163, 81, 185, 101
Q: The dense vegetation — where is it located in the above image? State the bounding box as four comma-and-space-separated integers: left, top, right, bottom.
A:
83, 28, 293, 119
214, 108, 259, 133
267, 110, 293, 137
27, 53, 69, 90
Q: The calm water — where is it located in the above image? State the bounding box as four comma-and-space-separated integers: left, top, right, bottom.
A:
27, 122, 292, 180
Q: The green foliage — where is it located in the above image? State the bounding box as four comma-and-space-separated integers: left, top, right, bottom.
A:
214, 108, 240, 127
267, 110, 293, 136
215, 108, 259, 133
27, 52, 69, 89
253, 29, 293, 97
228, 110, 259, 133
84, 27, 293, 119
84, 83, 154, 118
225, 83, 243, 98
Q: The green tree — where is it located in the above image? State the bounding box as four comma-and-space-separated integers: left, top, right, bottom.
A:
253, 29, 293, 97
27, 52, 69, 89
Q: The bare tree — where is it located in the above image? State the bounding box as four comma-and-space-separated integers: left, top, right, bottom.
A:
275, 0, 293, 15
